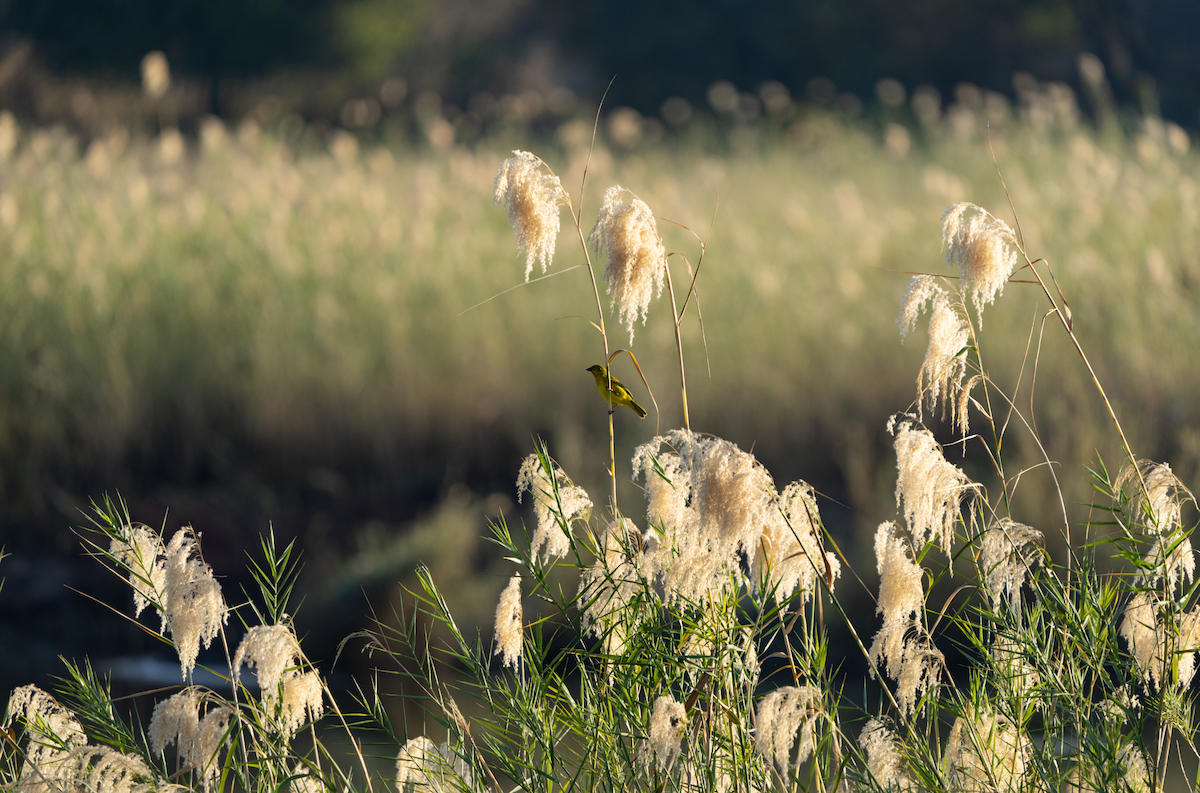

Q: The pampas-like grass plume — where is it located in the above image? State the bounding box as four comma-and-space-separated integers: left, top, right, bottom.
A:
754, 685, 823, 773
869, 522, 944, 716
1069, 744, 1152, 793
4, 684, 87, 780
756, 481, 842, 603
1121, 593, 1161, 688
161, 527, 229, 679
494, 150, 568, 280
633, 430, 840, 606
1120, 593, 1200, 689
1142, 528, 1195, 595
396, 737, 435, 793
108, 522, 166, 619
589, 185, 666, 343
395, 736, 477, 793
234, 623, 302, 696
859, 719, 913, 790
279, 671, 324, 738
1117, 460, 1196, 591
1116, 745, 1151, 793
516, 454, 592, 563
898, 275, 972, 432
148, 688, 232, 785
1116, 459, 1195, 535
642, 695, 688, 771
889, 415, 979, 552
941, 202, 1020, 321
233, 624, 321, 735
980, 518, 1044, 610
494, 574, 523, 669
4, 688, 157, 793
12, 745, 156, 793
869, 523, 924, 678
944, 703, 1031, 793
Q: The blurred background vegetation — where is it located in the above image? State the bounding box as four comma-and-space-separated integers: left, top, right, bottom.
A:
0, 0, 1197, 715
1, 0, 1199, 128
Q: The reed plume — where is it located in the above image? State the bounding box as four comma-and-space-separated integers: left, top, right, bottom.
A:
589, 185, 666, 343
494, 150, 568, 280
493, 574, 523, 669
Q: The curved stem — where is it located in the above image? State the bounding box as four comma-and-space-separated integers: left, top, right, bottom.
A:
1020, 254, 1146, 498
662, 261, 689, 430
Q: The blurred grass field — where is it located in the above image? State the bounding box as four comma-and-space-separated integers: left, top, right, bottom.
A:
0, 85, 1197, 586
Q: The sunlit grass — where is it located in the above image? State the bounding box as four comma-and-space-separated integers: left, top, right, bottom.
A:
0, 104, 1196, 557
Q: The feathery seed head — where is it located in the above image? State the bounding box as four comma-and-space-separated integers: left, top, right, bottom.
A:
1116, 459, 1195, 535
494, 574, 523, 669
895, 630, 944, 717
10, 745, 155, 793
941, 202, 1020, 320
149, 688, 231, 783
290, 762, 324, 793
4, 684, 87, 748
859, 719, 912, 790
234, 623, 304, 713
108, 522, 167, 619
395, 737, 476, 793
1117, 746, 1152, 793
921, 292, 971, 428
517, 454, 592, 563
195, 707, 232, 784
1121, 594, 1200, 689
634, 430, 840, 608
646, 696, 688, 771
1142, 531, 1195, 594
756, 481, 840, 603
944, 704, 1031, 792
149, 688, 200, 761
280, 671, 324, 738
754, 686, 824, 772
869, 521, 944, 715
589, 185, 666, 343
870, 523, 924, 675
1121, 592, 1163, 687
890, 415, 979, 552
1176, 608, 1200, 689
162, 527, 229, 679
396, 736, 438, 793
1098, 687, 1140, 722
898, 276, 972, 429
4, 684, 87, 778
980, 518, 1044, 610
688, 433, 775, 549
633, 431, 776, 603
897, 274, 940, 341
494, 151, 567, 280
632, 440, 691, 535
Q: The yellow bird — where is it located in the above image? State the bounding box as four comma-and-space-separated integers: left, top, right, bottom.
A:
586, 364, 647, 418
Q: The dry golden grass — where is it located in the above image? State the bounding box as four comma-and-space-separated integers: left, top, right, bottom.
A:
0, 102, 1195, 557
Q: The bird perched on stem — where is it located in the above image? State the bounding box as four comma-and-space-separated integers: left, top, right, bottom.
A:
586, 364, 647, 418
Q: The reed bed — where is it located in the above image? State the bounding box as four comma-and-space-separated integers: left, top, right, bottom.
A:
0, 96, 1196, 546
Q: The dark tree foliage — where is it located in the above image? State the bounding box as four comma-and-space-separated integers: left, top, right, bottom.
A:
0, 0, 338, 78
0, 0, 1197, 125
